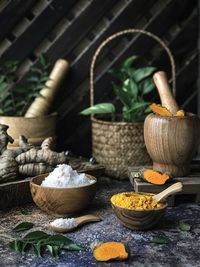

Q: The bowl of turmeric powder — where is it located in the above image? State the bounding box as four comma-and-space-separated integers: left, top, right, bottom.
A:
111, 192, 167, 230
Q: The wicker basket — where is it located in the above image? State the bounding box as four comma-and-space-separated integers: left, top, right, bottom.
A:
90, 29, 176, 179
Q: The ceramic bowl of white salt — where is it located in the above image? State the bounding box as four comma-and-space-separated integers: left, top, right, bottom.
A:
30, 164, 97, 217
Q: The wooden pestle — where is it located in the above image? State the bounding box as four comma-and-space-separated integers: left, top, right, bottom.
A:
153, 71, 179, 115
25, 59, 69, 118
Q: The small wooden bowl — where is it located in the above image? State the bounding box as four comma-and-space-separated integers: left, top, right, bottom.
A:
111, 193, 167, 230
30, 173, 97, 217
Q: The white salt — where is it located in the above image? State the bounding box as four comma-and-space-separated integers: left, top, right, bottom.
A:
50, 218, 78, 229
41, 164, 95, 188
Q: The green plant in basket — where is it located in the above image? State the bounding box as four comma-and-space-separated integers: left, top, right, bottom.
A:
0, 54, 50, 116
81, 56, 156, 122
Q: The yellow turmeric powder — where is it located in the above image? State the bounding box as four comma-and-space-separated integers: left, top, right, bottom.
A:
111, 192, 164, 210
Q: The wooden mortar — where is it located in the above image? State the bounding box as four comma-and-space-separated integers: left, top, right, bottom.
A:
144, 71, 200, 176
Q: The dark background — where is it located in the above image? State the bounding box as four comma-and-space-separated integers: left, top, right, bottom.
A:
0, 0, 198, 157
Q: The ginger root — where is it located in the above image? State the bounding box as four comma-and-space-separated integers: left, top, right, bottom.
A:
0, 124, 68, 183
16, 137, 68, 176
92, 241, 128, 262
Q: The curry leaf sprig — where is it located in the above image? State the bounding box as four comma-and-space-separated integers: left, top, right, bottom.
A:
9, 230, 84, 258
81, 56, 156, 122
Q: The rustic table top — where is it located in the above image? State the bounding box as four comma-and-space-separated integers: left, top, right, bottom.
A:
0, 177, 200, 267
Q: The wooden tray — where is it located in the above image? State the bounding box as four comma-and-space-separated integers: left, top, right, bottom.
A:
0, 157, 104, 210
129, 162, 200, 206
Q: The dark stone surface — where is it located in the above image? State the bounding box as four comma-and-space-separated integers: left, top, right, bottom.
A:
0, 177, 200, 267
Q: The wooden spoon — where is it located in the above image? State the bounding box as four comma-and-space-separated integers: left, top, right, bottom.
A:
152, 182, 183, 203
48, 214, 101, 233
153, 71, 179, 115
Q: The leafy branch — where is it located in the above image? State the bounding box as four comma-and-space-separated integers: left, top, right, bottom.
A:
7, 221, 84, 258
9, 231, 84, 258
0, 54, 50, 116
81, 56, 156, 122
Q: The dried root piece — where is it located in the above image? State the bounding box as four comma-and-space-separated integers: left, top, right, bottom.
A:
150, 103, 172, 116
139, 169, 171, 185
175, 110, 185, 117
16, 148, 67, 166
18, 163, 53, 176
92, 241, 128, 262
16, 137, 68, 176
0, 156, 18, 183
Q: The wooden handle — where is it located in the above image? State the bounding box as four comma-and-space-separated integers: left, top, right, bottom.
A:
25, 59, 69, 117
153, 71, 179, 114
75, 214, 101, 226
152, 182, 183, 203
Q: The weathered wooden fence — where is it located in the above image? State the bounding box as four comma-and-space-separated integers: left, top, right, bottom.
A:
0, 0, 198, 156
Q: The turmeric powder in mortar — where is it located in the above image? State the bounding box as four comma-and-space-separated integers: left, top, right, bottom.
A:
111, 192, 165, 210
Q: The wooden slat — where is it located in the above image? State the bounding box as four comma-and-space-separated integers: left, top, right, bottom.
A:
0, 0, 37, 42
56, 0, 156, 115
91, 0, 195, 105
1, 0, 75, 61
46, 0, 119, 61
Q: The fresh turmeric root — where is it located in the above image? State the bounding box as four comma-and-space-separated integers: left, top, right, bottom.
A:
92, 241, 128, 262
150, 103, 185, 117
136, 169, 171, 185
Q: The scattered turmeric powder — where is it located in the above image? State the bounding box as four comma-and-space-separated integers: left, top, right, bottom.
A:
111, 192, 165, 210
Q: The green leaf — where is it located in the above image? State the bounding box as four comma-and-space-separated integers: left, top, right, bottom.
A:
125, 79, 138, 98
179, 221, 191, 232
139, 77, 155, 95
27, 76, 40, 83
122, 56, 138, 69
9, 240, 24, 253
31, 68, 42, 73
40, 76, 49, 82
23, 231, 49, 241
0, 76, 6, 83
80, 103, 115, 115
0, 82, 7, 91
151, 235, 171, 245
39, 54, 46, 66
125, 102, 150, 113
20, 208, 32, 215
131, 67, 156, 82
46, 244, 54, 256
32, 243, 42, 257
144, 107, 152, 114
62, 243, 84, 251
13, 222, 34, 232
43, 234, 69, 245
113, 83, 131, 108
52, 246, 59, 258
4, 99, 14, 108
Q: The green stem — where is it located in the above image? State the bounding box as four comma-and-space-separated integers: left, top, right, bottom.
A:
0, 234, 15, 241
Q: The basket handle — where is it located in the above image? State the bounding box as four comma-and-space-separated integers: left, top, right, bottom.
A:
90, 29, 176, 106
